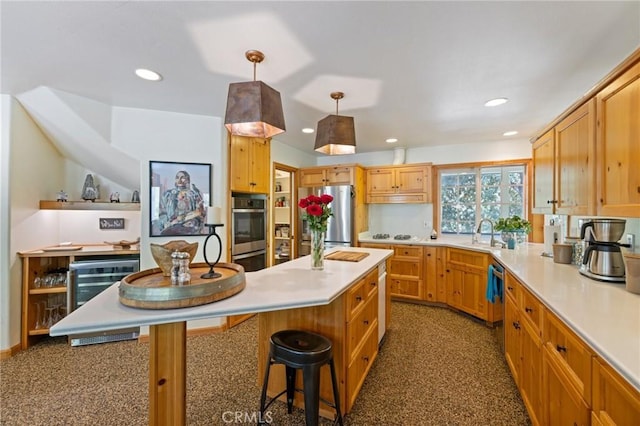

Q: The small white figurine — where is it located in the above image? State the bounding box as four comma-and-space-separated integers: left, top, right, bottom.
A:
110, 192, 120, 203
56, 190, 68, 202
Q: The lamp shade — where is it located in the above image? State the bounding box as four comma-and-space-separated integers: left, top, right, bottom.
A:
314, 114, 356, 155
224, 80, 286, 138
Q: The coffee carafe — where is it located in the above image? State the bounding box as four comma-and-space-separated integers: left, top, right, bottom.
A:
580, 219, 629, 282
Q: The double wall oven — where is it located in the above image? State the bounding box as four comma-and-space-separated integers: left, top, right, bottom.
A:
231, 193, 267, 272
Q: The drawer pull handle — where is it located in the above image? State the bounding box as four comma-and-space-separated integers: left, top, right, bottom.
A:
512, 322, 520, 330
370, 282, 377, 287
363, 319, 369, 325
525, 307, 533, 313
355, 296, 362, 301
363, 356, 369, 363
556, 345, 567, 353
507, 286, 514, 291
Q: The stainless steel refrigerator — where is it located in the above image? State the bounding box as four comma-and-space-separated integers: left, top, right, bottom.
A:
298, 185, 354, 255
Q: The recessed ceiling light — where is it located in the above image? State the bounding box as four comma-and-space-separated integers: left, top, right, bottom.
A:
484, 98, 508, 107
386, 138, 398, 143
302, 128, 314, 134
135, 68, 162, 81
503, 131, 518, 136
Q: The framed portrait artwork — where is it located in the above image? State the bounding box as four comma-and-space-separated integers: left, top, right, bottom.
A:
149, 161, 212, 237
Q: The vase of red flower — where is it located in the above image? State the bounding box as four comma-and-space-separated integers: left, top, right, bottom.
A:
299, 193, 333, 270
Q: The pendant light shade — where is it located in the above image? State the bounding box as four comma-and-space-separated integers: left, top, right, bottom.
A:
224, 50, 286, 138
314, 92, 356, 155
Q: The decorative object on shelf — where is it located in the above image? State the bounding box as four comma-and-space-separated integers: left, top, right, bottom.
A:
131, 190, 140, 203
150, 240, 199, 276
494, 215, 532, 249
81, 174, 99, 201
171, 251, 191, 285
224, 49, 285, 138
315, 91, 356, 155
99, 217, 125, 230
56, 189, 68, 202
109, 192, 120, 203
149, 161, 211, 237
104, 237, 140, 249
299, 193, 334, 270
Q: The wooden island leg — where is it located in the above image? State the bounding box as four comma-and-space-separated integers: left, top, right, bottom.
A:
149, 322, 187, 426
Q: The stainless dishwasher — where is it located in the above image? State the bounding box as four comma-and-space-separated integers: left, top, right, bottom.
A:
67, 255, 140, 346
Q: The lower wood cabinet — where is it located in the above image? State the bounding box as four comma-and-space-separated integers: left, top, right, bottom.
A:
388, 245, 424, 300
592, 356, 640, 426
257, 266, 379, 417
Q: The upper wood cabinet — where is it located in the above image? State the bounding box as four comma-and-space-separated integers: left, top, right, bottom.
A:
532, 99, 596, 215
596, 61, 640, 217
299, 165, 354, 187
365, 163, 432, 204
229, 135, 270, 194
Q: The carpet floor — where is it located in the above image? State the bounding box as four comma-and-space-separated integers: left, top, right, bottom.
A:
0, 302, 530, 425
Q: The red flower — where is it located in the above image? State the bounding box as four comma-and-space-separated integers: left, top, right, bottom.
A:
298, 198, 309, 208
307, 194, 321, 204
320, 194, 333, 204
306, 204, 323, 216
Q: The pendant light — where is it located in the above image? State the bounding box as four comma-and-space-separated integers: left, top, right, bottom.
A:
314, 92, 356, 155
224, 50, 286, 138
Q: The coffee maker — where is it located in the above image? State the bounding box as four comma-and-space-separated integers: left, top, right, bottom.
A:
580, 219, 630, 282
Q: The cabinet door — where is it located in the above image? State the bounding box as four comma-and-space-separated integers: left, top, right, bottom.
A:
592, 357, 640, 426
325, 166, 353, 185
555, 99, 596, 215
446, 267, 463, 309
424, 247, 438, 302
366, 168, 396, 195
395, 166, 427, 194
229, 135, 253, 192
543, 343, 591, 426
250, 138, 271, 194
532, 129, 555, 213
389, 277, 422, 300
596, 62, 640, 217
504, 294, 521, 384
299, 168, 325, 187
520, 318, 543, 426
458, 269, 485, 319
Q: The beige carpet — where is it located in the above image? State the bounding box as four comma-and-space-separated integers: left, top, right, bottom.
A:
0, 302, 530, 425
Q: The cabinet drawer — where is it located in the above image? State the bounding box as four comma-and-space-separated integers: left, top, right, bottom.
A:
346, 278, 366, 320
544, 310, 594, 404
362, 268, 378, 300
346, 295, 378, 360
520, 286, 543, 337
389, 258, 422, 278
393, 245, 423, 258
389, 278, 422, 299
447, 248, 489, 268
347, 325, 378, 410
504, 272, 521, 303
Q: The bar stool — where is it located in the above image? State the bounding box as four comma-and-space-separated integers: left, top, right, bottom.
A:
259, 329, 343, 426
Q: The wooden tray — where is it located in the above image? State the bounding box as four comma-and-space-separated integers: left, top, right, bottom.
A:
119, 262, 245, 309
324, 251, 370, 262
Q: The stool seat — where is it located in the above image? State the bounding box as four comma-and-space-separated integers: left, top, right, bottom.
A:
270, 330, 333, 367
259, 329, 343, 426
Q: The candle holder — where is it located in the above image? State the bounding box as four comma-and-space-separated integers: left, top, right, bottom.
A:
201, 223, 224, 279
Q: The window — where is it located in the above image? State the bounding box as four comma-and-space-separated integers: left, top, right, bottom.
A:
439, 164, 527, 234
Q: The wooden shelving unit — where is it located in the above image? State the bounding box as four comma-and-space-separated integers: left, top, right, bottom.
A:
39, 200, 140, 211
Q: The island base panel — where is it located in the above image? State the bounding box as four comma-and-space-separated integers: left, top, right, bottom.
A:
149, 322, 187, 426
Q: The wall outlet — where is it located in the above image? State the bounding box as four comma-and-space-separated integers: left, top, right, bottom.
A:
626, 233, 635, 249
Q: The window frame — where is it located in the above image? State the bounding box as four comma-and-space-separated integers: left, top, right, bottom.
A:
433, 159, 533, 236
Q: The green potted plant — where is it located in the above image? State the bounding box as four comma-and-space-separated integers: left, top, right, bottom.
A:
494, 215, 532, 248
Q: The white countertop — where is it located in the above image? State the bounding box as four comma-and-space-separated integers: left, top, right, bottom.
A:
50, 247, 392, 337
360, 234, 640, 392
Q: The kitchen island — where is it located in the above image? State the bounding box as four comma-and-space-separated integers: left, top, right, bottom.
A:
50, 247, 392, 426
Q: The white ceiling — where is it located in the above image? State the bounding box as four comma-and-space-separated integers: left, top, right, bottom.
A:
2, 1, 639, 155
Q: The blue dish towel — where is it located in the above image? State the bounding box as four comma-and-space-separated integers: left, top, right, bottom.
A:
486, 264, 503, 303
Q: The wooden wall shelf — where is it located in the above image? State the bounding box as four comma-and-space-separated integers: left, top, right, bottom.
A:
39, 200, 141, 211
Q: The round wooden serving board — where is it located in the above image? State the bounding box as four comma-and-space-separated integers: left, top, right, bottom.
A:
118, 262, 245, 309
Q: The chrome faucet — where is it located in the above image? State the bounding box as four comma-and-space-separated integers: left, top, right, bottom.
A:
474, 219, 506, 248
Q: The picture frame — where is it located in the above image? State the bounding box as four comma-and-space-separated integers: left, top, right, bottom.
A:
149, 161, 212, 237
99, 217, 125, 230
